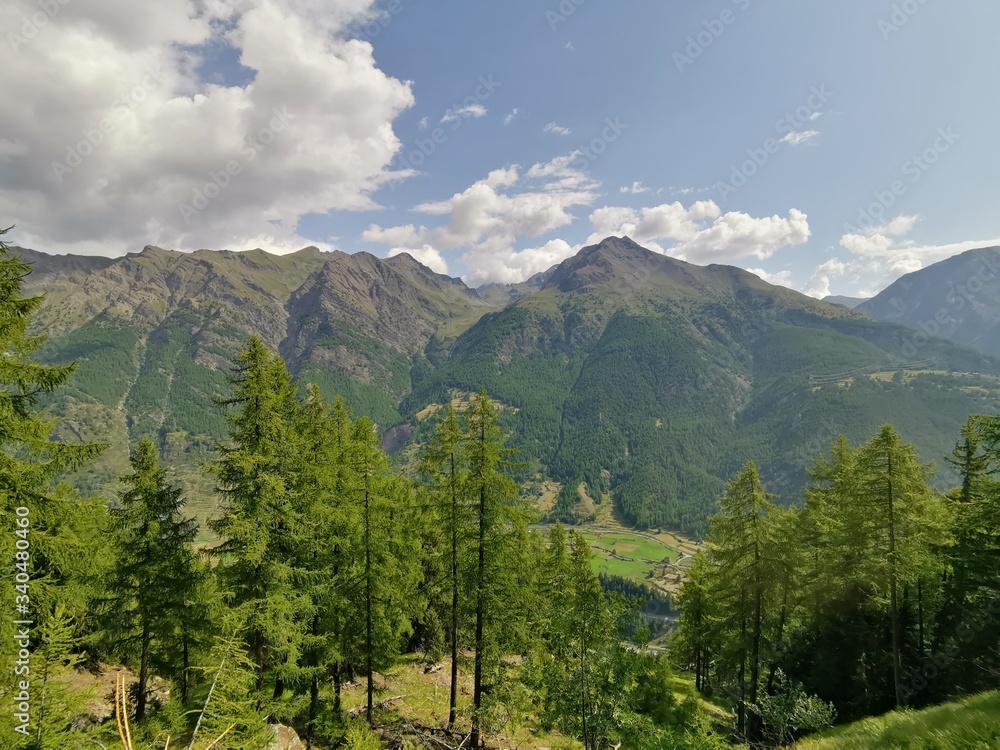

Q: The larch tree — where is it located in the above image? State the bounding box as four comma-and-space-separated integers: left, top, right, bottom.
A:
852, 425, 951, 708
465, 390, 525, 749
705, 461, 779, 743
209, 337, 310, 704
418, 405, 472, 729
348, 416, 421, 724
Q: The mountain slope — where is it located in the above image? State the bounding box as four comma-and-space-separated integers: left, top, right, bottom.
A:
860, 246, 1000, 357
16, 238, 1000, 534
406, 238, 1000, 532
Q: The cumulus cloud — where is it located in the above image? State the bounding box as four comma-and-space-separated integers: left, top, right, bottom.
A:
362, 154, 598, 285
0, 0, 414, 256
746, 267, 794, 288
586, 200, 810, 264
806, 215, 1000, 297
388, 245, 449, 275
543, 122, 571, 136
503, 108, 519, 126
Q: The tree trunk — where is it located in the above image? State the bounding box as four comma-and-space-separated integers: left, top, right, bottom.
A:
307, 675, 319, 750
365, 480, 374, 725
917, 578, 926, 656
749, 548, 763, 743
738, 614, 747, 738
580, 624, 589, 750
254, 630, 266, 695
333, 661, 342, 714
182, 636, 190, 704
472, 436, 487, 749
888, 453, 904, 707
137, 623, 150, 722
448, 450, 460, 729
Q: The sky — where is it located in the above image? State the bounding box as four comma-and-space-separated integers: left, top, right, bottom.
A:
2, 0, 1000, 297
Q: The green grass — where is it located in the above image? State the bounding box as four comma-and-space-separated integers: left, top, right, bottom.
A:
796, 691, 1000, 749
596, 532, 678, 562
590, 555, 655, 579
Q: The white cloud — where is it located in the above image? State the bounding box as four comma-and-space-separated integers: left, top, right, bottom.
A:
503, 108, 519, 127
819, 215, 1000, 297
0, 0, 415, 256
362, 153, 599, 285
746, 267, 794, 288
619, 181, 650, 195
586, 200, 810, 263
780, 130, 821, 146
388, 245, 448, 275
544, 122, 571, 136
418, 116, 430, 129
441, 103, 487, 124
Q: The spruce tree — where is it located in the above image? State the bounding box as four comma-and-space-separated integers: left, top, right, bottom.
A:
0, 227, 105, 743
103, 437, 201, 721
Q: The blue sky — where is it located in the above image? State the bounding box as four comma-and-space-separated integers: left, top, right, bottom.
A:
3, 0, 999, 296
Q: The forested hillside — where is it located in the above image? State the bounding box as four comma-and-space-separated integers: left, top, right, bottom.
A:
16, 237, 1000, 536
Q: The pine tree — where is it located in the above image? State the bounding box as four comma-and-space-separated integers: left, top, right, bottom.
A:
209, 337, 310, 704
103, 437, 201, 721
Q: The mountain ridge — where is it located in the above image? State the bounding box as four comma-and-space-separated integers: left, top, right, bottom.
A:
12, 236, 1000, 534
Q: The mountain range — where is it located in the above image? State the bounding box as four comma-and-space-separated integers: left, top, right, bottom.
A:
13, 237, 1000, 536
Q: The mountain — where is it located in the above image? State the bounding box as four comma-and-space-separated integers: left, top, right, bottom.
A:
15, 237, 1000, 535
859, 247, 1000, 358
823, 295, 867, 308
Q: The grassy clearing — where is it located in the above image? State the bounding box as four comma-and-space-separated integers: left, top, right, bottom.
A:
339, 654, 582, 749
796, 691, 1000, 750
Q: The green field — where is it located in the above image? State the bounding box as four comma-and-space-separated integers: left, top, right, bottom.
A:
796, 691, 1000, 749
595, 532, 679, 562
577, 530, 683, 581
